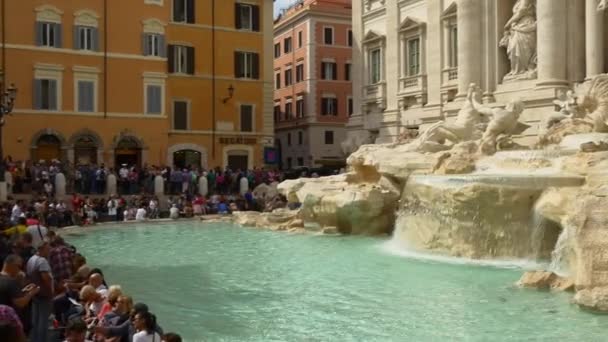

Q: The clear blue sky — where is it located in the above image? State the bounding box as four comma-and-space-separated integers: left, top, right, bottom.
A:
274, 0, 298, 17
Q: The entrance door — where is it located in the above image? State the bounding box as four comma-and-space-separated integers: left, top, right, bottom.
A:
227, 155, 248, 171
173, 150, 201, 169
114, 137, 142, 168
35, 134, 61, 162
74, 136, 98, 165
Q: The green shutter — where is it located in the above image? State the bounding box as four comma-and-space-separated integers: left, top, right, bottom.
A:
49, 80, 58, 110
252, 6, 260, 32
252, 53, 259, 79
33, 79, 41, 109
35, 22, 43, 46
73, 26, 80, 49
54, 23, 62, 48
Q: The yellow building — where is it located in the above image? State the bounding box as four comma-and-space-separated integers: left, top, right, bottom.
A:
0, 0, 274, 170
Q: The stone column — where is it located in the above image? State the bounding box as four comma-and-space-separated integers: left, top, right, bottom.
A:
457, 0, 482, 97
154, 175, 164, 196
106, 173, 117, 195
586, 0, 605, 79
198, 176, 208, 196
424, 0, 442, 107
536, 0, 568, 86
55, 173, 66, 197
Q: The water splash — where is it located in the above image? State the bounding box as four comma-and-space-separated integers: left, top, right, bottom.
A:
549, 225, 575, 277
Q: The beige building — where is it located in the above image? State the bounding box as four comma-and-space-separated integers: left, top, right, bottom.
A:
346, 0, 608, 148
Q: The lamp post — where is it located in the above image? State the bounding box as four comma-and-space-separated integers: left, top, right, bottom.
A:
222, 84, 235, 104
0, 83, 17, 201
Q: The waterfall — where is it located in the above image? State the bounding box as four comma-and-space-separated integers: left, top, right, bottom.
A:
549, 225, 574, 277
529, 208, 546, 259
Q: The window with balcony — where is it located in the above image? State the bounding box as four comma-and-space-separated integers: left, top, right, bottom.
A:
321, 62, 337, 80
173, 0, 195, 23
370, 48, 382, 84
407, 38, 421, 76
297, 157, 303, 166
321, 97, 338, 116
235, 3, 260, 31
448, 25, 458, 67
168, 45, 194, 74
235, 51, 260, 79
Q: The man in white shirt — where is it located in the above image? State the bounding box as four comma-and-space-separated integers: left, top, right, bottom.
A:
148, 198, 159, 219
27, 223, 48, 248
169, 204, 179, 220
135, 206, 147, 221
10, 202, 22, 224
107, 196, 118, 221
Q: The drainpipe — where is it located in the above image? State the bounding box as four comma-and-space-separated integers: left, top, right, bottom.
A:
103, 0, 108, 119
211, 0, 216, 161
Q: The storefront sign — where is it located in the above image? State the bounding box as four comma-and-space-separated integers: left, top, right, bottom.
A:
218, 137, 257, 145
264, 147, 278, 164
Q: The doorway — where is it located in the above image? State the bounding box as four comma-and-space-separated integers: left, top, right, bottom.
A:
114, 137, 141, 168
34, 134, 61, 162
173, 150, 202, 169
227, 155, 248, 171
74, 136, 98, 165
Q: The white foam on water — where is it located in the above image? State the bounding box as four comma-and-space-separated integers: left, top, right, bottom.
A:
548, 225, 574, 277
379, 238, 548, 271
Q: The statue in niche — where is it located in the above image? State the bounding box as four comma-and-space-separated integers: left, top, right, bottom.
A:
403, 84, 490, 152
470, 96, 529, 155
500, 0, 537, 82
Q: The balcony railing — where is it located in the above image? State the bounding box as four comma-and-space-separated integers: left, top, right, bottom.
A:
442, 67, 458, 85
365, 82, 386, 101
399, 74, 427, 94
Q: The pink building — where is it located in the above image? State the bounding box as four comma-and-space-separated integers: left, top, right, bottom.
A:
273, 0, 352, 169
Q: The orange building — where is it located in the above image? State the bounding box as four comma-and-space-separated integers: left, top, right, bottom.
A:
0, 0, 274, 171
273, 0, 351, 169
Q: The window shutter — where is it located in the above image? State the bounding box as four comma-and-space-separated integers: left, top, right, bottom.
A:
252, 53, 259, 79
332, 63, 337, 80
321, 63, 326, 79
186, 47, 195, 74
252, 5, 260, 32
158, 35, 166, 57
142, 33, 148, 55
146, 86, 153, 113
321, 98, 327, 115
78, 82, 85, 111
235, 3, 242, 29
91, 28, 99, 51
54, 23, 62, 48
234, 52, 242, 78
333, 98, 338, 115
167, 45, 175, 72
35, 22, 43, 46
49, 80, 58, 110
173, 0, 181, 21
186, 0, 195, 23
33, 79, 41, 109
73, 26, 80, 49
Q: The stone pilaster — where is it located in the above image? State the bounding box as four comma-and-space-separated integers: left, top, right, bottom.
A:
456, 0, 482, 97
586, 0, 605, 79
536, 0, 568, 87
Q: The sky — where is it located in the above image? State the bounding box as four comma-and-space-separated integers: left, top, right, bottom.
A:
274, 0, 298, 17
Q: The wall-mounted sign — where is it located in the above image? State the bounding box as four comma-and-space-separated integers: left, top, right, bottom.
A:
264, 147, 278, 164
218, 137, 257, 145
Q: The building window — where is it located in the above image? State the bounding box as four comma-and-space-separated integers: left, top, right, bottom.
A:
235, 3, 260, 31
168, 45, 194, 74
240, 105, 253, 132
275, 73, 281, 89
274, 43, 281, 58
76, 80, 95, 112
287, 157, 292, 169
296, 98, 304, 118
297, 157, 304, 166
33, 79, 58, 110
36, 22, 62, 48
325, 131, 334, 145
370, 48, 382, 84
323, 27, 334, 45
345, 63, 351, 81
448, 25, 458, 67
287, 133, 292, 146
321, 97, 338, 116
274, 105, 281, 122
75, 26, 97, 51
173, 0, 195, 23
146, 84, 162, 114
296, 64, 304, 82
298, 31, 303, 48
284, 69, 292, 86
235, 51, 260, 79
348, 30, 353, 47
173, 100, 189, 130
321, 62, 337, 80
348, 97, 353, 116
285, 102, 293, 119
407, 38, 421, 76
143, 33, 166, 57
298, 131, 303, 145
284, 37, 292, 53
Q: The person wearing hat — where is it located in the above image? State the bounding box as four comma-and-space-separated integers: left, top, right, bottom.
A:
25, 239, 53, 342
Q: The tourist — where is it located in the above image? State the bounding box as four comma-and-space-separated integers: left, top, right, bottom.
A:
80, 285, 106, 318
2, 217, 28, 239
169, 204, 179, 220
43, 181, 54, 198
132, 311, 161, 342
148, 197, 159, 219
0, 255, 39, 309
26, 220, 48, 248
103, 294, 132, 328
88, 272, 108, 296
97, 287, 123, 322
10, 201, 23, 225
0, 304, 27, 342
135, 205, 147, 221
26, 240, 53, 342
14, 233, 35, 266
64, 318, 92, 342
107, 195, 118, 222
49, 236, 74, 287
96, 302, 163, 341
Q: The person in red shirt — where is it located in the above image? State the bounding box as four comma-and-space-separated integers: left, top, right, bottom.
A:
71, 194, 84, 226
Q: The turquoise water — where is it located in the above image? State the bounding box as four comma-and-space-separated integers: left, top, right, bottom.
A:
68, 221, 608, 341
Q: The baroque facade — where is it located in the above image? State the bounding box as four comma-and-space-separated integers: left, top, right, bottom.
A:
1, 0, 274, 170
346, 0, 608, 149
273, 0, 352, 169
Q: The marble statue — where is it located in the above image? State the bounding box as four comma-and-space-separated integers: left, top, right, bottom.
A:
599, 0, 608, 11
470, 96, 528, 155
579, 74, 608, 132
500, 0, 537, 81
404, 84, 489, 152
541, 90, 584, 133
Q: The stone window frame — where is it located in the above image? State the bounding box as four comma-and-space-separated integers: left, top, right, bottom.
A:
143, 72, 167, 116
441, 2, 458, 69
34, 63, 64, 111
362, 30, 386, 86
73, 66, 100, 113
399, 17, 426, 77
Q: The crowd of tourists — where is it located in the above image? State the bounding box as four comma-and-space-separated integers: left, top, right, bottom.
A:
5, 159, 286, 198
0, 201, 184, 341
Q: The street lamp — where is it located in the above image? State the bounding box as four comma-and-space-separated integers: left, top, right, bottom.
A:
0, 83, 17, 194
222, 84, 235, 104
